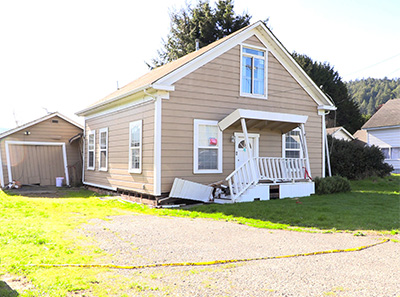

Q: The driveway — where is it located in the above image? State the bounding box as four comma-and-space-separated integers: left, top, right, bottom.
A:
80, 214, 399, 297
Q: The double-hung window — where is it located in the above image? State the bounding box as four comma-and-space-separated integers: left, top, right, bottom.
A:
87, 130, 95, 170
194, 119, 222, 174
99, 128, 108, 171
241, 46, 267, 97
129, 120, 142, 173
283, 128, 302, 158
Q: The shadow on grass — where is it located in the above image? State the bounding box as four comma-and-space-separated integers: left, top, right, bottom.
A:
4, 186, 102, 199
0, 281, 19, 297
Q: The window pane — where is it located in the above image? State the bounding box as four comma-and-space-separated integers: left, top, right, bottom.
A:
88, 134, 94, 150
89, 151, 94, 167
242, 56, 252, 93
198, 148, 218, 170
381, 148, 390, 159
131, 148, 140, 169
198, 125, 218, 147
100, 132, 107, 149
243, 47, 264, 56
286, 150, 300, 158
253, 58, 265, 95
130, 124, 140, 147
391, 148, 400, 159
100, 151, 106, 168
286, 131, 301, 149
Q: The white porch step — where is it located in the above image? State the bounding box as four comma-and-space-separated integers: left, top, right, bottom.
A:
213, 197, 234, 204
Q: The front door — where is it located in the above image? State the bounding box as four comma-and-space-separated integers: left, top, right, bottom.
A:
235, 133, 259, 169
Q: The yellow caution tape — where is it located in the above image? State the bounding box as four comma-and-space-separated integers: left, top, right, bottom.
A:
26, 238, 389, 270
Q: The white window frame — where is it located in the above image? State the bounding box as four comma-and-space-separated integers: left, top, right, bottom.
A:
98, 127, 108, 171
193, 119, 223, 174
87, 130, 95, 170
240, 43, 268, 99
381, 147, 400, 160
282, 128, 303, 159
129, 120, 142, 174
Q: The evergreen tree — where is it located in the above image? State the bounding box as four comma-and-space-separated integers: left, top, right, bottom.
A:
150, 0, 251, 68
292, 53, 364, 134
347, 78, 400, 115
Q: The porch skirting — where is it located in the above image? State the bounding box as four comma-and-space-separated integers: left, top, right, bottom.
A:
215, 181, 315, 204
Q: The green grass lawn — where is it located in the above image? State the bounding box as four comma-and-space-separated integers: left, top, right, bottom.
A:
0, 175, 398, 296
188, 175, 400, 232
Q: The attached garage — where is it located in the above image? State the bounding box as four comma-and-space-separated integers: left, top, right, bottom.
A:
0, 113, 83, 187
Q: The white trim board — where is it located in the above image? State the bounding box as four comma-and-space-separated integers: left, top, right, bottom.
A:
5, 141, 70, 186
83, 181, 117, 191
219, 109, 308, 131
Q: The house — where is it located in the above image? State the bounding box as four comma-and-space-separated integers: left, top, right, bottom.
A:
353, 129, 367, 144
362, 99, 400, 173
76, 21, 336, 203
326, 126, 355, 141
0, 112, 83, 187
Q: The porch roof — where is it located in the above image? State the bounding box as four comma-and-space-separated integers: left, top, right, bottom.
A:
218, 109, 308, 133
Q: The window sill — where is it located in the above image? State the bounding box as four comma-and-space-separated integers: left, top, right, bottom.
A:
129, 169, 142, 174
194, 169, 223, 174
87, 168, 95, 171
240, 92, 267, 100
99, 168, 108, 172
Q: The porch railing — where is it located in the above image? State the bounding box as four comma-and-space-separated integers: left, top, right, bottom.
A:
226, 157, 309, 201
256, 157, 307, 182
225, 158, 257, 202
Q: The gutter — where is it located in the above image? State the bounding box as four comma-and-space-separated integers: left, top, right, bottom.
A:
76, 84, 174, 117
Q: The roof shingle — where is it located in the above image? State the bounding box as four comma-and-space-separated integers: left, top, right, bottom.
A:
362, 99, 400, 129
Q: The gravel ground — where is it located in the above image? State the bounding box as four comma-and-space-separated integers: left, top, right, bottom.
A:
80, 214, 399, 297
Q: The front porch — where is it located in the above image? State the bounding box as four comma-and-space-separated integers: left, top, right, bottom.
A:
216, 109, 314, 203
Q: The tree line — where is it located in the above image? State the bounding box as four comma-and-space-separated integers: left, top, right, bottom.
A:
346, 78, 400, 116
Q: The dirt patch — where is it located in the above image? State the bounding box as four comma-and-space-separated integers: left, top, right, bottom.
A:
4, 185, 88, 198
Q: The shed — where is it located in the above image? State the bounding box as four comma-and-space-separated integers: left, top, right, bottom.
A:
0, 112, 83, 187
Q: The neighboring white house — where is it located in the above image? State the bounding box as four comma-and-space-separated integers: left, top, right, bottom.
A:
326, 126, 355, 141
362, 99, 400, 173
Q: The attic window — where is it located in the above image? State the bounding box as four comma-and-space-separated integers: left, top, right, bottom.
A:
240, 45, 267, 98
52, 119, 59, 123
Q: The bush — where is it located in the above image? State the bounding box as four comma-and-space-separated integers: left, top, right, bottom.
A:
328, 135, 393, 179
314, 176, 351, 195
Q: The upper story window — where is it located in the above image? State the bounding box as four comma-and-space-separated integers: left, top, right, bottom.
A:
98, 128, 108, 171
241, 46, 267, 98
87, 130, 95, 170
283, 128, 302, 158
194, 119, 223, 174
129, 120, 142, 174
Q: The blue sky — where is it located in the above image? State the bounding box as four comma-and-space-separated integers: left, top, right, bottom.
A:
0, 0, 399, 131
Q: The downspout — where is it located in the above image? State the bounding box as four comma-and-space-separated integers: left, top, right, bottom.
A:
318, 109, 332, 177
143, 89, 161, 196
82, 124, 86, 185
0, 143, 4, 188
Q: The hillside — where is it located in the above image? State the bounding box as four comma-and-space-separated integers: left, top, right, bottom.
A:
347, 78, 400, 115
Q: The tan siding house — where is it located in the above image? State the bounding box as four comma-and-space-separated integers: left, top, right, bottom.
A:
76, 21, 336, 203
0, 113, 83, 187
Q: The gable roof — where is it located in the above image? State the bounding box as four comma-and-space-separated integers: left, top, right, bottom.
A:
362, 99, 400, 129
0, 112, 83, 139
326, 126, 355, 140
77, 21, 335, 116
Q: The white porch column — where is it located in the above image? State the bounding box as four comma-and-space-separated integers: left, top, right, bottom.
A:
300, 124, 312, 179
240, 118, 258, 183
